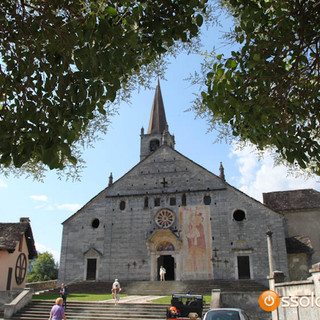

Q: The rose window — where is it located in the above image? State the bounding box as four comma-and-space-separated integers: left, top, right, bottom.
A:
155, 209, 175, 228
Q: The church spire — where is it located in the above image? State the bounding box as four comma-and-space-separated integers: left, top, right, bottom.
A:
140, 80, 175, 161
147, 79, 167, 134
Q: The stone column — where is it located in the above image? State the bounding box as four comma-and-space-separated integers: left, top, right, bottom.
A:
266, 229, 274, 278
150, 252, 156, 281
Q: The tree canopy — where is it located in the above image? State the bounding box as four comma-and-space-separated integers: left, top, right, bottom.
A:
0, 0, 207, 178
26, 251, 59, 282
194, 0, 320, 174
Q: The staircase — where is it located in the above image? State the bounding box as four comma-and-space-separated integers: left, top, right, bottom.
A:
10, 280, 268, 320
11, 301, 169, 320
50, 279, 267, 295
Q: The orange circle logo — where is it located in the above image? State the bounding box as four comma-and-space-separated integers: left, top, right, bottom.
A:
259, 290, 280, 311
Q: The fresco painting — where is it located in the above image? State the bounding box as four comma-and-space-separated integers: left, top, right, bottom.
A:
179, 206, 213, 279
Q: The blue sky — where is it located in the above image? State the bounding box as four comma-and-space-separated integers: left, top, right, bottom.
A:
0, 10, 319, 264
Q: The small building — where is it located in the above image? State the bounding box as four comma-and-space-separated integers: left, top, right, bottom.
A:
263, 189, 320, 280
0, 218, 37, 292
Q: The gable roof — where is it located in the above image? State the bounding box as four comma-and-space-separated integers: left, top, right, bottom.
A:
263, 189, 320, 212
0, 218, 37, 259
63, 143, 283, 225
63, 144, 227, 224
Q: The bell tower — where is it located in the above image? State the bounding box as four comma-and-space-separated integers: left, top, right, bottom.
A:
140, 79, 175, 161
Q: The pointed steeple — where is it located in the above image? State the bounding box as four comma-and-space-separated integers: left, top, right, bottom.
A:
140, 80, 175, 161
147, 79, 167, 134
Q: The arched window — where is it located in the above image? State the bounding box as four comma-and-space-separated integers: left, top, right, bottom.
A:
119, 200, 126, 211
144, 197, 149, 208
182, 193, 187, 206
149, 139, 160, 152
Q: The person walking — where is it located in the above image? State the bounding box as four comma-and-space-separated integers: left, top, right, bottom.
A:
160, 266, 166, 281
111, 278, 122, 305
59, 283, 68, 309
49, 297, 66, 320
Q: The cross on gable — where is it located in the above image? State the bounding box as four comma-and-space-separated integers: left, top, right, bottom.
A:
213, 247, 219, 257
160, 177, 168, 188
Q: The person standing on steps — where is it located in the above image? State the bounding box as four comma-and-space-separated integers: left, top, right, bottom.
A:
59, 283, 68, 309
111, 278, 122, 305
160, 265, 166, 281
49, 297, 66, 320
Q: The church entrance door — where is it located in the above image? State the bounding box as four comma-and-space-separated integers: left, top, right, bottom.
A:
158, 255, 175, 281
237, 256, 251, 279
86, 258, 97, 280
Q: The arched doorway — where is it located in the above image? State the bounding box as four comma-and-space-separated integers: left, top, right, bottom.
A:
146, 229, 183, 281
158, 255, 175, 280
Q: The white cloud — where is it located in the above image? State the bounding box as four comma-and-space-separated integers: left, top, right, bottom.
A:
56, 203, 82, 212
35, 242, 60, 263
230, 144, 320, 202
29, 194, 81, 212
0, 179, 8, 188
29, 195, 48, 202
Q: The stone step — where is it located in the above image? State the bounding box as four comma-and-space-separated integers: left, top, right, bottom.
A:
11, 299, 211, 320
53, 280, 267, 296
12, 301, 170, 320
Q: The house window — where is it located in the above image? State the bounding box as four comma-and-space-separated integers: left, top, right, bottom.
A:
204, 195, 211, 205
169, 197, 176, 206
154, 198, 160, 207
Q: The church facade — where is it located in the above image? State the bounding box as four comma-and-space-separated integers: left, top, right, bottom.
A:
58, 81, 288, 285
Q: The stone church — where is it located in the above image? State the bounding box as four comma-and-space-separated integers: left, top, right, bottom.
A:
58, 81, 289, 285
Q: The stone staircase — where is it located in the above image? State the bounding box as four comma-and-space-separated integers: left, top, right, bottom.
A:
51, 279, 267, 296
11, 301, 170, 320
10, 280, 268, 320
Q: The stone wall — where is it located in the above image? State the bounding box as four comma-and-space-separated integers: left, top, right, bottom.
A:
25, 280, 57, 292
272, 263, 320, 320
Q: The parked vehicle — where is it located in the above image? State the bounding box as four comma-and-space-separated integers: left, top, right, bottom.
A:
167, 294, 204, 320
203, 308, 250, 320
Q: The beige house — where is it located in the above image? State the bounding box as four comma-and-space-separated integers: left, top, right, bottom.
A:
0, 218, 37, 292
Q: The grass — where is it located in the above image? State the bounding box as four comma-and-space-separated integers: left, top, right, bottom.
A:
32, 293, 127, 301
32, 293, 211, 304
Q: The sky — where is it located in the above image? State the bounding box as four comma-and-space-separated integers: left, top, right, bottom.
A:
0, 9, 319, 264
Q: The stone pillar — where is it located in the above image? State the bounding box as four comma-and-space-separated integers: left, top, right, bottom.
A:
150, 252, 156, 281
310, 263, 320, 320
266, 229, 274, 277
210, 289, 221, 309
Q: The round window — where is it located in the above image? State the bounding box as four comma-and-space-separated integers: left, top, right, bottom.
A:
91, 218, 100, 228
15, 253, 27, 285
155, 209, 175, 228
233, 209, 246, 221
